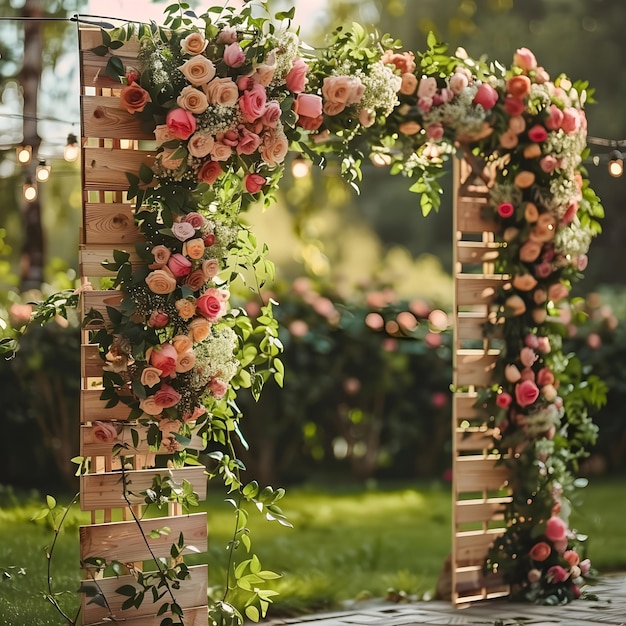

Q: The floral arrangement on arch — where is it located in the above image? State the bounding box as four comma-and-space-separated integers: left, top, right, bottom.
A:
85, 0, 606, 615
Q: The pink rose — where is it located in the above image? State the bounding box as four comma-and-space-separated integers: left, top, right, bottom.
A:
172, 221, 196, 241
202, 258, 219, 279
505, 364, 522, 383
579, 559, 591, 575
188, 132, 215, 158
261, 100, 282, 127
382, 50, 416, 74
426, 122, 444, 141
515, 379, 540, 407
245, 173, 266, 194
198, 160, 223, 184
210, 141, 232, 162
240, 82, 267, 123
545, 104, 564, 130
537, 367, 555, 387
561, 107, 581, 134
548, 282, 569, 302
184, 212, 205, 229
154, 124, 175, 145
496, 392, 512, 409
323, 75, 364, 104
529, 541, 551, 562
540, 155, 559, 173
93, 421, 120, 443
216, 26, 237, 45
148, 309, 169, 328
196, 288, 227, 322
151, 245, 171, 265
520, 367, 535, 382
148, 343, 178, 378
186, 268, 207, 292
417, 77, 438, 99
525, 334, 539, 349
497, 202, 515, 218
139, 396, 162, 416
564, 550, 581, 568
154, 383, 182, 408
400, 72, 418, 95
577, 254, 588, 271
449, 71, 468, 95
504, 95, 525, 116
294, 93, 323, 119
535, 262, 552, 279
473, 83, 499, 110
545, 516, 568, 542
513, 47, 537, 72
236, 128, 262, 155
223, 42, 246, 68
166, 108, 196, 140
167, 253, 192, 278
528, 124, 548, 143
520, 346, 537, 368
285, 57, 309, 93
547, 565, 569, 584
537, 336, 551, 353
209, 378, 229, 399
260, 129, 288, 167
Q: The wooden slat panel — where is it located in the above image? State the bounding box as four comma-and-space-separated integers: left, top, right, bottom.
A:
457, 312, 487, 342
456, 530, 503, 563
456, 274, 508, 306
81, 467, 207, 510
84, 147, 155, 191
82, 289, 126, 322
82, 344, 103, 378
79, 27, 140, 53
455, 458, 508, 493
81, 564, 207, 625
456, 241, 501, 266
80, 423, 205, 457
455, 350, 498, 387
83, 202, 141, 245
81, 388, 130, 423
80, 513, 207, 563
455, 428, 496, 452
454, 567, 507, 594
454, 392, 480, 420
83, 95, 154, 140
456, 200, 496, 234
86, 607, 209, 626
81, 246, 142, 277
455, 499, 510, 525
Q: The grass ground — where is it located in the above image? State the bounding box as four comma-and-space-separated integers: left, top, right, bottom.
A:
0, 478, 624, 626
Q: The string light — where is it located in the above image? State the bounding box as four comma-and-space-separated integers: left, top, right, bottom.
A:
23, 179, 38, 202
35, 160, 51, 182
608, 150, 623, 178
291, 155, 311, 178
64, 133, 79, 162
16, 145, 32, 164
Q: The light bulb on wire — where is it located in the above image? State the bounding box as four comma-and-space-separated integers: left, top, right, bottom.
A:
16, 145, 32, 165
64, 133, 79, 162
23, 179, 38, 202
291, 155, 311, 178
36, 160, 51, 183
608, 150, 623, 178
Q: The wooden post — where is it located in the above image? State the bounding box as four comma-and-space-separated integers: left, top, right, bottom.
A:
451, 155, 511, 606
78, 26, 209, 624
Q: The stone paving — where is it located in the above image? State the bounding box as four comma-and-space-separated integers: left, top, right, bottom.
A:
260, 575, 626, 626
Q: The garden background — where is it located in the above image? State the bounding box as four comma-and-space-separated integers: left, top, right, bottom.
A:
1, 0, 626, 621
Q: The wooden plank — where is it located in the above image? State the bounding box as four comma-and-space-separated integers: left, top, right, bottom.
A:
455, 350, 498, 387
454, 567, 507, 595
456, 241, 501, 266
81, 245, 142, 277
81, 564, 207, 625
82, 344, 104, 379
84, 147, 155, 191
87, 607, 209, 626
454, 392, 480, 420
455, 498, 510, 525
455, 457, 509, 493
83, 95, 154, 140
455, 530, 504, 564
79, 27, 140, 53
82, 289, 126, 326
456, 200, 496, 234
81, 467, 207, 510
457, 312, 488, 342
83, 202, 141, 245
455, 428, 497, 452
456, 274, 508, 306
80, 423, 205, 457
81, 388, 130, 423
80, 513, 207, 564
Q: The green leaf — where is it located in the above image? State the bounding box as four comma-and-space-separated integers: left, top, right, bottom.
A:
46, 495, 57, 510
91, 44, 109, 56
116, 584, 137, 597
245, 605, 260, 622
139, 163, 154, 184
275, 7, 295, 20
104, 55, 125, 82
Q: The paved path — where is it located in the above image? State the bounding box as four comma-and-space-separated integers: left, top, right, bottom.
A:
261, 574, 626, 625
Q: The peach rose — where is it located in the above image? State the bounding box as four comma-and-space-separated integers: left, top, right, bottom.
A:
508, 115, 526, 135
216, 26, 237, 45
182, 237, 205, 260
202, 258, 220, 279
172, 334, 193, 355
140, 366, 163, 388
145, 268, 177, 294
175, 299, 196, 320
382, 50, 416, 74
260, 129, 289, 167
513, 47, 537, 72
449, 71, 469, 95
534, 289, 547, 304
507, 75, 531, 98
505, 364, 522, 383
140, 396, 162, 416
505, 294, 527, 316
530, 213, 557, 242
93, 421, 120, 443
187, 132, 215, 158
323, 75, 363, 104
154, 124, 175, 145
542, 383, 558, 401
152, 245, 171, 265
358, 108, 376, 128
400, 72, 418, 95
179, 55, 216, 85
519, 241, 542, 263
514, 171, 535, 188
499, 130, 519, 150
148, 342, 178, 378
197, 159, 222, 184
188, 317, 212, 342
176, 349, 196, 373
523, 143, 542, 159
532, 308, 547, 324
177, 85, 208, 115
548, 282, 569, 302
186, 268, 207, 292
181, 32, 208, 55
252, 63, 275, 87
209, 141, 232, 162
512, 273, 538, 291
158, 148, 184, 171
204, 77, 239, 106
120, 82, 151, 114
398, 121, 421, 135
524, 202, 539, 222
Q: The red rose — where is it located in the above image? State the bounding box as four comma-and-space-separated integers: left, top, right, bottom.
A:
496, 392, 512, 409
515, 379, 540, 407
198, 160, 222, 184
528, 124, 548, 143
504, 95, 525, 116
166, 108, 196, 140
196, 289, 226, 322
546, 565, 569, 584
497, 202, 515, 218
545, 516, 568, 542
473, 83, 499, 110
148, 343, 178, 378
529, 541, 551, 562
148, 309, 169, 329
245, 173, 266, 194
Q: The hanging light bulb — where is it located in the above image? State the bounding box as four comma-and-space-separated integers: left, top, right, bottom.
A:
16, 145, 32, 164
23, 179, 38, 202
291, 155, 311, 178
64, 132, 79, 162
35, 160, 51, 182
608, 150, 623, 178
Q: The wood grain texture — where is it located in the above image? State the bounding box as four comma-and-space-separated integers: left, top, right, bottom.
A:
83, 202, 141, 245
83, 95, 154, 140
82, 344, 104, 379
455, 457, 509, 493
455, 498, 511, 525
80, 245, 142, 278
81, 289, 126, 330
455, 428, 497, 452
456, 199, 496, 234
84, 147, 155, 191
455, 529, 504, 564
454, 350, 499, 387
81, 564, 207, 625
456, 274, 509, 306
80, 513, 207, 563
81, 467, 207, 510
81, 388, 131, 423
456, 241, 501, 266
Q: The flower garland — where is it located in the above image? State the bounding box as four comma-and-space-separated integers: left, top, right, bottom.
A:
88, 2, 605, 615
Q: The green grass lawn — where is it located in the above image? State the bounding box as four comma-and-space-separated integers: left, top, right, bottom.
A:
0, 478, 624, 625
